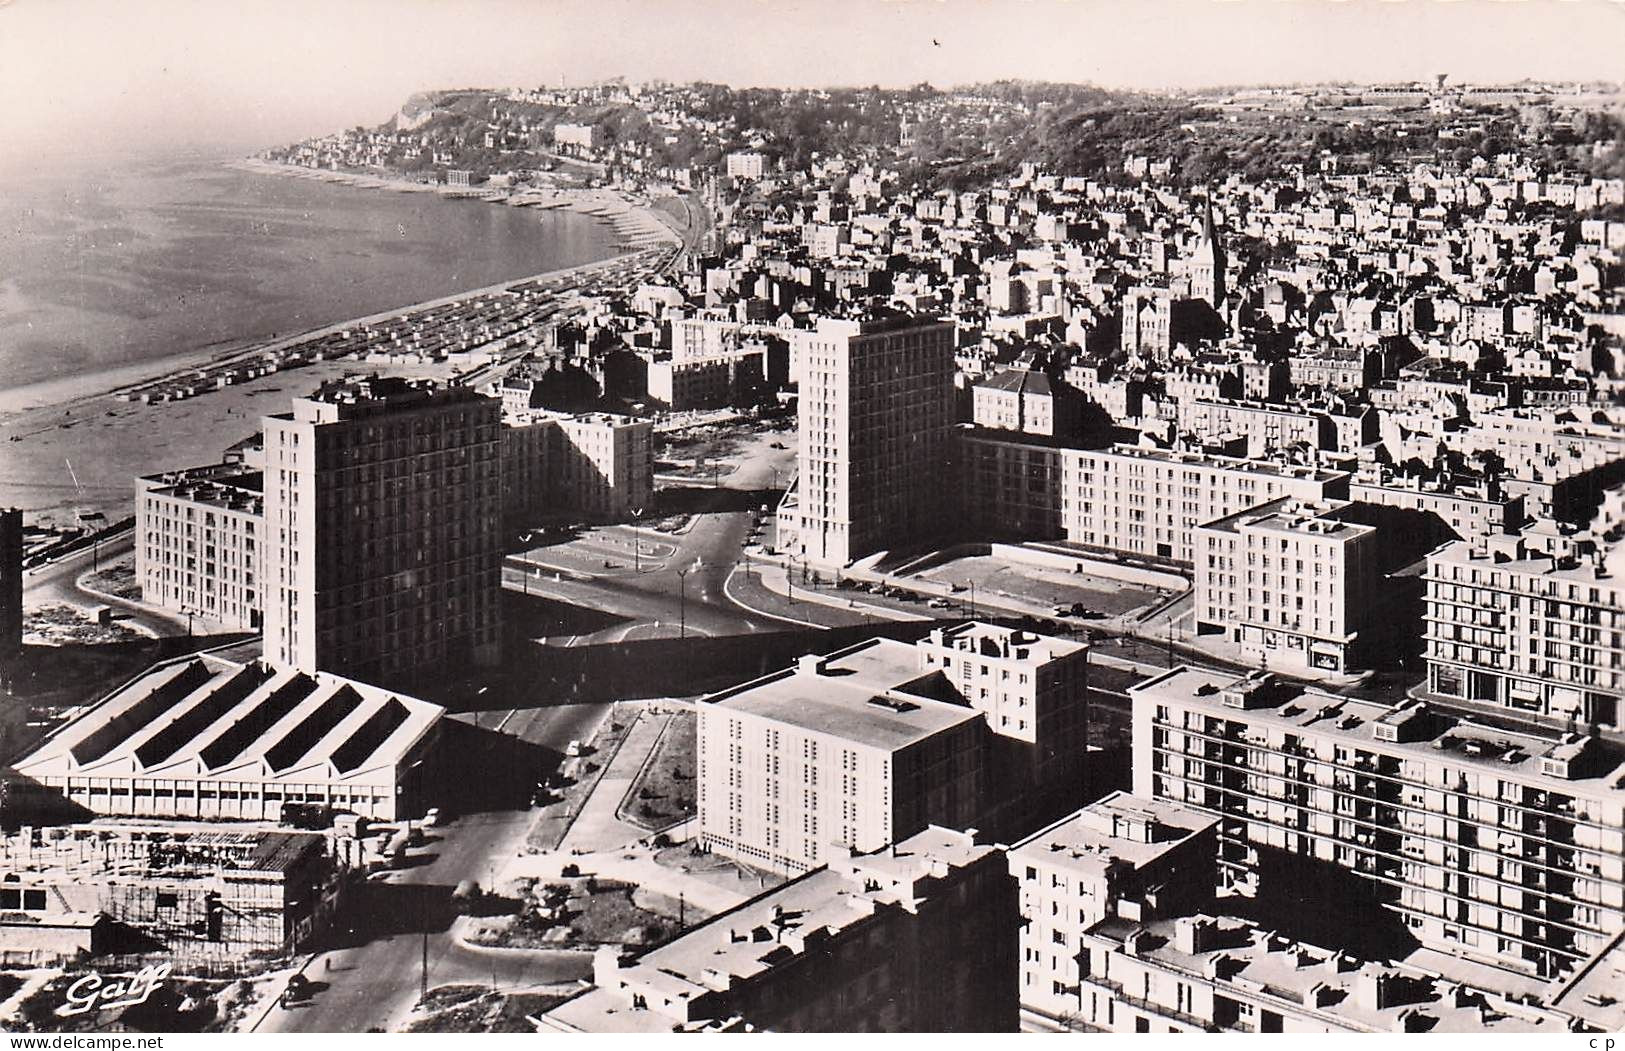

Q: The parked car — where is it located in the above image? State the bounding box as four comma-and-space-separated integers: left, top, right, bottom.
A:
565, 739, 585, 757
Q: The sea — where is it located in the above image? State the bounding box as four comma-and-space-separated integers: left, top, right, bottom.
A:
0, 149, 622, 393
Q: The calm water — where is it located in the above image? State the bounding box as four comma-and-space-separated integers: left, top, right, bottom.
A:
0, 152, 620, 390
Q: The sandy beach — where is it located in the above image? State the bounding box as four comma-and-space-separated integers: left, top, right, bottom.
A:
0, 149, 691, 529
0, 246, 672, 532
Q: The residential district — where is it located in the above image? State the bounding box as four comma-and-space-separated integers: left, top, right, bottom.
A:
0, 75, 1623, 1034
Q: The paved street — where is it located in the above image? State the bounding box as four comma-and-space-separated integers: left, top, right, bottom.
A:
21, 530, 191, 637
259, 701, 611, 1032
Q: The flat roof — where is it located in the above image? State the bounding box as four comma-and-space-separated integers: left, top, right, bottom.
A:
1087, 911, 1573, 1033
1009, 791, 1219, 877
1130, 667, 1625, 797
544, 827, 995, 1033
706, 640, 978, 752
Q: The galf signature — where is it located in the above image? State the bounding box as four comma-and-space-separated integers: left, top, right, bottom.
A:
58, 962, 172, 1017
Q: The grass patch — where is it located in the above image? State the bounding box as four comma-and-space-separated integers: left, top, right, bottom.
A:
81, 556, 142, 601
622, 711, 696, 830
407, 985, 576, 1034
469, 878, 677, 950
24, 604, 142, 647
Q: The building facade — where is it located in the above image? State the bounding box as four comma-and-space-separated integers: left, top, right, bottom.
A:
1131, 667, 1625, 982
783, 315, 955, 567
13, 652, 445, 822
1062, 445, 1350, 567
1009, 793, 1218, 1024
1194, 498, 1383, 674
261, 377, 502, 684
136, 466, 264, 631
697, 640, 987, 876
1422, 534, 1622, 729
541, 827, 1018, 1033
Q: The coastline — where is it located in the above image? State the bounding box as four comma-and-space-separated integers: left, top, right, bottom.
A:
0, 162, 683, 421
0, 162, 693, 527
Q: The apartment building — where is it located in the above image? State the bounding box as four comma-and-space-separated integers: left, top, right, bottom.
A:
971, 367, 1073, 437
725, 151, 767, 180
1194, 498, 1383, 674
781, 315, 955, 567
1009, 793, 1218, 1024
1, 508, 21, 667
541, 827, 1018, 1032
1181, 398, 1337, 458
697, 640, 987, 875
1061, 445, 1351, 567
698, 624, 1088, 875
1422, 533, 1622, 730
1131, 667, 1625, 982
1350, 467, 1525, 541
953, 427, 1067, 540
1077, 912, 1589, 1033
261, 376, 502, 684
501, 411, 653, 525
136, 464, 264, 631
915, 622, 1091, 821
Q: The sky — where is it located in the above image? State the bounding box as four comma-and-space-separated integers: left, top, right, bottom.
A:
1, 0, 1623, 169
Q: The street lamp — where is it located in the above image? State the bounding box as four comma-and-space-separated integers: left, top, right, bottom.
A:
629, 507, 644, 574
676, 565, 691, 639
967, 581, 976, 620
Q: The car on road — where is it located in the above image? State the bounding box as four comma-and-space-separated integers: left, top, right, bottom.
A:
565, 739, 585, 757
768, 441, 786, 449
928, 598, 952, 609
422, 807, 443, 828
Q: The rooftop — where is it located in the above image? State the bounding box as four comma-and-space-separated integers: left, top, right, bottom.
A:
543, 827, 996, 1033
1008, 791, 1219, 878
702, 639, 977, 752
1200, 497, 1375, 541
1130, 667, 1625, 796
1087, 911, 1578, 1033
15, 652, 445, 791
922, 621, 1088, 665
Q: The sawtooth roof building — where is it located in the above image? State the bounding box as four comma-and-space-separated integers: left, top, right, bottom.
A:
13, 650, 445, 822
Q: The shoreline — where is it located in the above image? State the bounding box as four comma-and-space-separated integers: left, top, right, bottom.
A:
0, 163, 694, 528
0, 162, 684, 422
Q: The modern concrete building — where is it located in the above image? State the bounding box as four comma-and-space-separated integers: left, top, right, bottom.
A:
1350, 466, 1525, 541
1077, 912, 1591, 1033
1422, 532, 1622, 729
1194, 498, 1385, 674
697, 626, 1090, 875
136, 465, 264, 631
697, 639, 987, 876
725, 151, 767, 180
502, 410, 654, 524
1, 508, 22, 669
915, 622, 1091, 826
1181, 398, 1352, 458
953, 428, 1069, 539
1063, 444, 1350, 566
1130, 666, 1625, 982
261, 376, 502, 684
1008, 793, 1218, 1024
13, 651, 445, 822
780, 314, 955, 567
952, 436, 1353, 562
540, 827, 1019, 1033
